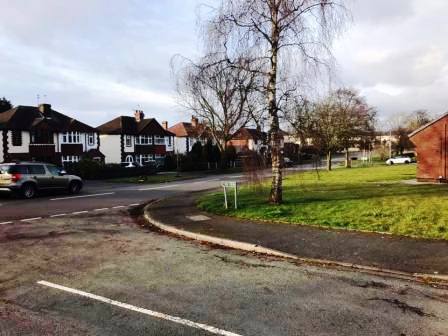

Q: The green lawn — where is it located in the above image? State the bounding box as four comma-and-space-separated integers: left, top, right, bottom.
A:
198, 164, 448, 240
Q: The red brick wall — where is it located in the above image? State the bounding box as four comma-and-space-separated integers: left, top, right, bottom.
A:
411, 116, 448, 181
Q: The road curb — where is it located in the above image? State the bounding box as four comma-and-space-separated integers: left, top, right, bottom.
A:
143, 201, 448, 286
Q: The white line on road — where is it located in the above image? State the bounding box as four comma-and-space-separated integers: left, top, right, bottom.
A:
138, 184, 181, 191
50, 192, 115, 201
21, 217, 42, 222
94, 208, 109, 211
128, 203, 140, 206
71, 211, 88, 215
112, 205, 126, 209
50, 214, 67, 218
0, 221, 13, 225
37, 281, 242, 336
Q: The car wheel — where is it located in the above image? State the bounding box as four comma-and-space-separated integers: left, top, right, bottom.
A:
389, 161, 394, 165
21, 183, 36, 199
405, 160, 410, 164
68, 181, 82, 194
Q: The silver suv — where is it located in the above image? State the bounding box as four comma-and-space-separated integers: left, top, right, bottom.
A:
0, 162, 83, 199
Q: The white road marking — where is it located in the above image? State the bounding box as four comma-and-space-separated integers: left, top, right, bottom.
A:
0, 221, 13, 225
50, 192, 115, 201
94, 208, 109, 211
138, 184, 181, 191
50, 213, 67, 218
21, 217, 42, 222
71, 211, 88, 215
37, 281, 242, 336
129, 203, 140, 206
112, 205, 126, 209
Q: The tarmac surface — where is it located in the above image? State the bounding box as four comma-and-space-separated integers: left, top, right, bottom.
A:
1, 208, 447, 335
148, 192, 448, 275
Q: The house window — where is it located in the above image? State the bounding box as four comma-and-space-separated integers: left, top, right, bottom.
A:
88, 133, 95, 146
12, 130, 22, 146
125, 155, 134, 163
140, 154, 154, 163
125, 135, 132, 147
31, 130, 54, 144
155, 154, 164, 159
62, 132, 81, 144
136, 135, 152, 145
154, 136, 165, 145
62, 155, 79, 164
168, 136, 172, 146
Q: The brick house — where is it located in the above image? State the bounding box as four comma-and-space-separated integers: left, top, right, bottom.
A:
98, 110, 174, 165
168, 116, 212, 154
409, 113, 448, 182
228, 128, 267, 154
0, 104, 103, 165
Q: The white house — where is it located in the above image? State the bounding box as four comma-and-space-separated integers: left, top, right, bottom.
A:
98, 110, 174, 166
167, 116, 211, 154
0, 104, 103, 165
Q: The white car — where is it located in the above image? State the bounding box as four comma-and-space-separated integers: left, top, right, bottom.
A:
386, 156, 412, 165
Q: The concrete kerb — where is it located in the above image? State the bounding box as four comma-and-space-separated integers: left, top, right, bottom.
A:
143, 200, 448, 287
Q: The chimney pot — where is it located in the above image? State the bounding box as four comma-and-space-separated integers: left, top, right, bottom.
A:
38, 103, 51, 115
191, 116, 198, 128
162, 121, 168, 130
134, 109, 145, 122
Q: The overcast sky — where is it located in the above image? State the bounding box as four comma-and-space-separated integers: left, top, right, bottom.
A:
1, 0, 447, 128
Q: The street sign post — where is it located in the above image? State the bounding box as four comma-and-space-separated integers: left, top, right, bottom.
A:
221, 181, 238, 209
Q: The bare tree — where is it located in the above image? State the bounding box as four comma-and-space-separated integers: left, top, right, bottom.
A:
204, 0, 348, 203
331, 88, 376, 168
0, 97, 12, 113
306, 89, 376, 171
406, 109, 431, 131
309, 97, 340, 171
173, 55, 261, 153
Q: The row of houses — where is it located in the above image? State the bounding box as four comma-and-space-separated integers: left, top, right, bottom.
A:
0, 103, 269, 166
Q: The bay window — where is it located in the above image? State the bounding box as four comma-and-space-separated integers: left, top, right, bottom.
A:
62, 131, 81, 144
154, 135, 165, 145
135, 135, 152, 145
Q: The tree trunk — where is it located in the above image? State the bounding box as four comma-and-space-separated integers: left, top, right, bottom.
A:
327, 150, 332, 171
345, 148, 351, 168
268, 8, 282, 204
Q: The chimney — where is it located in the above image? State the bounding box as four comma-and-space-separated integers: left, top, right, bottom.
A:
191, 116, 198, 128
38, 103, 51, 115
134, 109, 145, 122
162, 121, 168, 130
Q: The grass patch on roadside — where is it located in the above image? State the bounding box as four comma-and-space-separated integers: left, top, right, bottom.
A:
108, 173, 194, 184
108, 167, 243, 184
198, 164, 448, 240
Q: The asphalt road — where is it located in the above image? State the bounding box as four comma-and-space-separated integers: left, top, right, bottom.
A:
0, 173, 243, 223
1, 208, 447, 336
0, 164, 326, 223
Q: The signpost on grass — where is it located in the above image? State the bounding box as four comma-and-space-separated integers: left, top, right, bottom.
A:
221, 181, 238, 209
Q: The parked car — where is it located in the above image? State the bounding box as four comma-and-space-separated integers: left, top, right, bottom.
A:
283, 157, 294, 167
385, 156, 412, 165
0, 162, 83, 199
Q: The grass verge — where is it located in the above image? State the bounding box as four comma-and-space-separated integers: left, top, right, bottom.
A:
198, 164, 448, 240
108, 167, 243, 184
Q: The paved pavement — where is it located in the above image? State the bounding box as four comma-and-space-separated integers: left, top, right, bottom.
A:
1, 208, 447, 335
147, 192, 448, 275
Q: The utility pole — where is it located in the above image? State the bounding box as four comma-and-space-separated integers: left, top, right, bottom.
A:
389, 130, 392, 158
